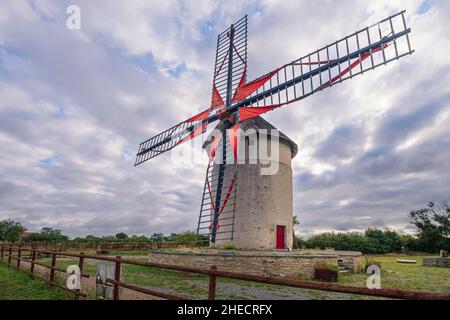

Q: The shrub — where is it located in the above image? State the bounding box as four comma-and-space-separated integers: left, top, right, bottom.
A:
223, 244, 238, 250
305, 229, 404, 254
315, 263, 338, 273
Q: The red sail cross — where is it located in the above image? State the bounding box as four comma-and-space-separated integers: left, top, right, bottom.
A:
227, 124, 240, 161
211, 84, 225, 108
185, 108, 211, 123
232, 69, 279, 103
239, 106, 279, 122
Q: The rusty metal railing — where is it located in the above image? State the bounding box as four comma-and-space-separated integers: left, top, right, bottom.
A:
1, 243, 449, 300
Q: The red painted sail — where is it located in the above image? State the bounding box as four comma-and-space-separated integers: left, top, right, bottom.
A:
211, 84, 225, 108
239, 106, 279, 122
227, 124, 240, 161
232, 70, 278, 103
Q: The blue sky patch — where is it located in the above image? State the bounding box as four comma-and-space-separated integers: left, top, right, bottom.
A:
39, 158, 53, 167
128, 53, 158, 75
418, 0, 433, 14
162, 62, 187, 78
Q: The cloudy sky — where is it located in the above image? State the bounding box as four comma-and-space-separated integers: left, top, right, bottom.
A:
0, 0, 449, 238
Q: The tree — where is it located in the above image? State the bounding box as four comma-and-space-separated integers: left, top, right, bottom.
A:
150, 233, 165, 243
365, 228, 402, 253
25, 227, 69, 243
174, 231, 199, 245
305, 230, 403, 254
409, 202, 450, 252
130, 235, 150, 242
115, 232, 129, 240
164, 233, 177, 242
0, 220, 25, 242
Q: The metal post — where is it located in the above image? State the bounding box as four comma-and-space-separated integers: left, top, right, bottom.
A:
49, 252, 56, 283
208, 266, 217, 300
113, 256, 122, 300
17, 245, 22, 268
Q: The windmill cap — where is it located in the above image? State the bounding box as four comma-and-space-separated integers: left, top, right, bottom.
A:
203, 116, 298, 158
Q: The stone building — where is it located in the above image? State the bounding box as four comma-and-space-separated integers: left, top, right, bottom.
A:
204, 116, 298, 251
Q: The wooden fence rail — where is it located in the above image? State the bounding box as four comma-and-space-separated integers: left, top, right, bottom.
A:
0, 241, 194, 251
1, 243, 449, 301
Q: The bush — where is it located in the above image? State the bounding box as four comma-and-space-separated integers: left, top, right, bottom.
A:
24, 228, 68, 243
223, 244, 238, 250
0, 220, 25, 242
314, 263, 338, 282
305, 229, 404, 254
315, 263, 338, 273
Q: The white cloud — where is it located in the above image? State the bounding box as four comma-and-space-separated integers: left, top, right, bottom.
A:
0, 0, 449, 239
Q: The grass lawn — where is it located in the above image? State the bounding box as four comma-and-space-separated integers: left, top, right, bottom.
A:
0, 263, 70, 300
31, 254, 450, 299
120, 254, 450, 298
339, 255, 450, 293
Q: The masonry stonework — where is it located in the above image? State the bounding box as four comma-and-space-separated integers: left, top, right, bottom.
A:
210, 117, 298, 250
148, 250, 338, 279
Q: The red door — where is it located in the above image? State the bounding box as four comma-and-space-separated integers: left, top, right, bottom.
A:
276, 226, 286, 249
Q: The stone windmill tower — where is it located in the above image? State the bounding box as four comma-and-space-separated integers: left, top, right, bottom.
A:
200, 116, 298, 250
134, 13, 413, 250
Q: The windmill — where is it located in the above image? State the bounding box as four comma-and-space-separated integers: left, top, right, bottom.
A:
135, 11, 413, 248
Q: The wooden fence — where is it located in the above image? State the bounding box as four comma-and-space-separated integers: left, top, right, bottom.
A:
9, 241, 194, 252
1, 243, 449, 300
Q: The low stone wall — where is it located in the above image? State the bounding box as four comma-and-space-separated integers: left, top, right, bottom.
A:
148, 250, 338, 279
423, 258, 450, 268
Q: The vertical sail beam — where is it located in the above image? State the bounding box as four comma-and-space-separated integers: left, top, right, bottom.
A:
225, 26, 235, 109
211, 25, 235, 245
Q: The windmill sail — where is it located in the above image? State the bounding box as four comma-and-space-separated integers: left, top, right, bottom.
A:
135, 16, 248, 167
212, 15, 248, 108
233, 11, 414, 120
197, 128, 238, 244
135, 11, 412, 166
197, 16, 248, 244
134, 108, 210, 166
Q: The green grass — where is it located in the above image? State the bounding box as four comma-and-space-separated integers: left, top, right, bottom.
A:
339, 255, 450, 293
26, 254, 450, 300
120, 254, 450, 299
122, 264, 210, 298
0, 263, 70, 300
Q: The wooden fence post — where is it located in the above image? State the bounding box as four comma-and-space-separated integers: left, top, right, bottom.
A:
78, 252, 85, 275
0, 244, 4, 259
8, 246, 12, 266
208, 266, 217, 300
113, 256, 122, 300
17, 245, 22, 268
30, 246, 36, 276
77, 252, 85, 299
49, 252, 56, 284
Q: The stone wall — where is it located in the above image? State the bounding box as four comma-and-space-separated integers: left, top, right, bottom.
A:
423, 258, 450, 268
148, 250, 338, 279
